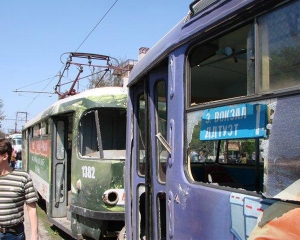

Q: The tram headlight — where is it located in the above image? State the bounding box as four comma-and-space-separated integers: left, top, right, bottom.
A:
102, 189, 125, 206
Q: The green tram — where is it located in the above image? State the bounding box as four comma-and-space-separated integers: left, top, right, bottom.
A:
22, 87, 127, 239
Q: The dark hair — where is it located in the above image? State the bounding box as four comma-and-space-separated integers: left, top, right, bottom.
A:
0, 139, 13, 161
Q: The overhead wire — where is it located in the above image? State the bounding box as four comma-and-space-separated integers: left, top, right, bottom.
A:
24, 74, 59, 112
24, 0, 119, 111
75, 0, 119, 52
15, 76, 58, 90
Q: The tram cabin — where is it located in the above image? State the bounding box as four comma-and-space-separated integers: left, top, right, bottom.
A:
125, 0, 300, 239
22, 87, 127, 239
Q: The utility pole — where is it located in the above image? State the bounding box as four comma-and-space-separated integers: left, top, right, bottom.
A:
15, 112, 28, 133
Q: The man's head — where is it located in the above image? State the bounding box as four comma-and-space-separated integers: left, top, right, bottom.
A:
0, 138, 12, 162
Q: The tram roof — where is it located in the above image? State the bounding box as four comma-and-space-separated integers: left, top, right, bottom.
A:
128, 18, 185, 86
128, 0, 260, 86
23, 87, 127, 129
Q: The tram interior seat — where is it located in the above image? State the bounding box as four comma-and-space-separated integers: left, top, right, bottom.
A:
205, 164, 243, 188
190, 162, 243, 188
190, 163, 206, 182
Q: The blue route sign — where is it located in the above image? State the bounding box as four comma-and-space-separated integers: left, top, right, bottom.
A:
200, 104, 267, 140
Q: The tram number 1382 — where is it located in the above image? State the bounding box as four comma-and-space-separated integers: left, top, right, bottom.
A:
82, 166, 96, 179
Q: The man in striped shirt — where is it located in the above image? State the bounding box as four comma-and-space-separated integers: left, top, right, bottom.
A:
0, 139, 38, 240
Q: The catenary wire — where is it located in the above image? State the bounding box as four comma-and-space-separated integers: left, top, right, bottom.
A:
23, 0, 119, 111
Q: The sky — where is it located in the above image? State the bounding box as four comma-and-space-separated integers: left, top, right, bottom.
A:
0, 1, 190, 134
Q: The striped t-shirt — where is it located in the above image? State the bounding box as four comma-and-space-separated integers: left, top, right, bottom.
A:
0, 169, 38, 227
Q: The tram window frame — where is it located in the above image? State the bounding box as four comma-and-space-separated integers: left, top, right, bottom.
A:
33, 123, 42, 138
137, 94, 146, 176
257, 0, 300, 93
78, 108, 126, 160
186, 0, 300, 198
31, 120, 49, 138
40, 120, 49, 136
186, 106, 265, 192
188, 0, 300, 108
154, 80, 167, 183
29, 127, 33, 138
56, 120, 65, 160
188, 23, 255, 107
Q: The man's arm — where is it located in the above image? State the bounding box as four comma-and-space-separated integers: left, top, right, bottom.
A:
26, 202, 39, 240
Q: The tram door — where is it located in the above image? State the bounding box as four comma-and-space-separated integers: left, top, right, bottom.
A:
151, 71, 168, 240
51, 117, 69, 218
130, 83, 147, 240
148, 70, 168, 240
130, 69, 168, 239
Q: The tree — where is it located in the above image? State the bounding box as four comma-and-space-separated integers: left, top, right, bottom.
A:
88, 68, 122, 88
189, 122, 215, 157
240, 140, 255, 157
88, 58, 135, 89
0, 99, 3, 119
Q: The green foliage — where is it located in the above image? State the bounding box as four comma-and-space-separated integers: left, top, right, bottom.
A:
240, 140, 255, 156
88, 69, 120, 88
36, 203, 71, 239
189, 120, 256, 160
189, 123, 201, 150
88, 59, 127, 89
189, 122, 215, 155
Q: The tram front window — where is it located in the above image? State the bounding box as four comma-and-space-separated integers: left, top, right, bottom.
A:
79, 108, 126, 159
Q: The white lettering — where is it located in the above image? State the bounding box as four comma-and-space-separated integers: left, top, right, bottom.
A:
205, 127, 211, 139
213, 106, 247, 122
228, 125, 233, 136
223, 125, 228, 136
234, 124, 238, 135
242, 107, 247, 118
206, 113, 211, 124
211, 126, 217, 139
82, 166, 96, 179
203, 124, 239, 140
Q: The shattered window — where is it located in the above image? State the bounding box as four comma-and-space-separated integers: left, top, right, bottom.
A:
79, 108, 126, 160
186, 96, 300, 201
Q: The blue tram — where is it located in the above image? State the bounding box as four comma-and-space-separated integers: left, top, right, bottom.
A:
124, 0, 300, 239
